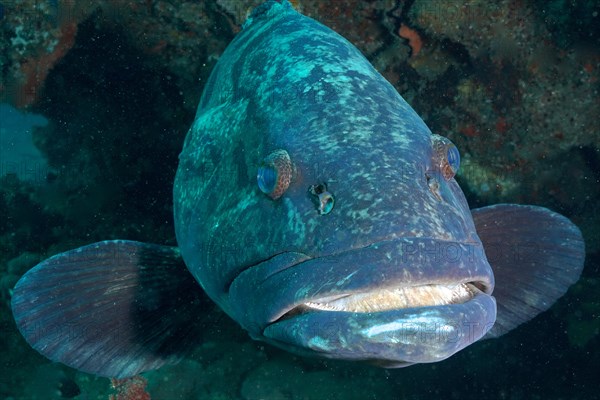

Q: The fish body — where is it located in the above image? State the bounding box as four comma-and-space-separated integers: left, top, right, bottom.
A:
174, 0, 495, 365
11, 0, 584, 377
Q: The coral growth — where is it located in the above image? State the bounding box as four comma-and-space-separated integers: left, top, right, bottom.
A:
398, 23, 423, 57
109, 376, 151, 400
0, 1, 97, 108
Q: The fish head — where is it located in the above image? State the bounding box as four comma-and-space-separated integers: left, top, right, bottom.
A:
174, 0, 496, 367
228, 123, 496, 367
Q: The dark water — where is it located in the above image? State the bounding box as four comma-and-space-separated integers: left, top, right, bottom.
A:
1, 1, 599, 399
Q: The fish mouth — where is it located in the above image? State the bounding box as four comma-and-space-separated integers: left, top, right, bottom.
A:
228, 237, 496, 366
263, 287, 495, 368
279, 281, 487, 317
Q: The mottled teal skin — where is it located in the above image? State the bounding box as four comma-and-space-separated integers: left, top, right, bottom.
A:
174, 1, 495, 366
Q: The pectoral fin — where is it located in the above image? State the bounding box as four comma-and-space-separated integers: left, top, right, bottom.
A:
11, 240, 208, 378
472, 204, 585, 338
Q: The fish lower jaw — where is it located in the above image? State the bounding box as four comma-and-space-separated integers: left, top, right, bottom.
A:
302, 282, 481, 313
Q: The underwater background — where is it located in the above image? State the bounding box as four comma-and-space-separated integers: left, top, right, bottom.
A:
0, 0, 599, 399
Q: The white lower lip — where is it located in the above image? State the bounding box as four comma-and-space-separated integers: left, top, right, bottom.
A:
303, 283, 477, 313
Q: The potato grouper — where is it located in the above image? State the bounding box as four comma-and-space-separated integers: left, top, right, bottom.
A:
11, 0, 585, 378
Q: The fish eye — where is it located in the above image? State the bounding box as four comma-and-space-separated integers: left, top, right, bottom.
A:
431, 134, 460, 181
257, 149, 293, 199
446, 144, 460, 175
308, 183, 335, 214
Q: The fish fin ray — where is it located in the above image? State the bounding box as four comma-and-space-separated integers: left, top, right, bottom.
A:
11, 240, 208, 378
472, 204, 584, 338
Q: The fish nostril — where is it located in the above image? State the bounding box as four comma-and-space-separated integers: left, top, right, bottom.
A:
308, 183, 335, 214
425, 173, 442, 201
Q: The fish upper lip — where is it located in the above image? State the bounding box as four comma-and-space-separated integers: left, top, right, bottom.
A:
228, 236, 495, 334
